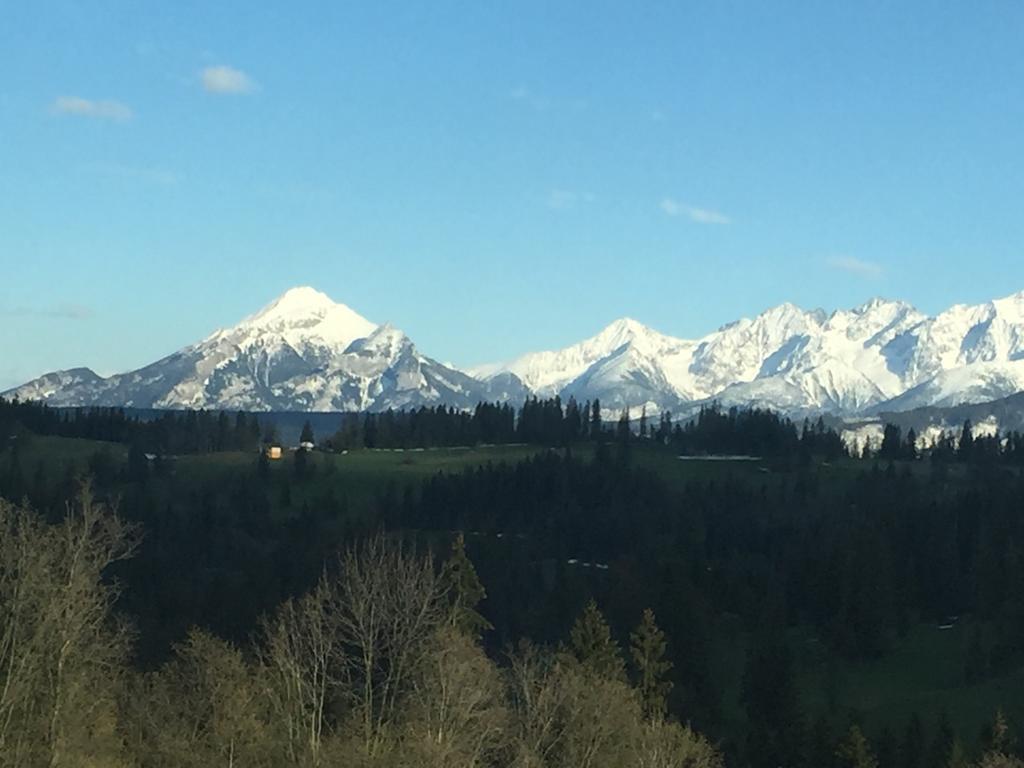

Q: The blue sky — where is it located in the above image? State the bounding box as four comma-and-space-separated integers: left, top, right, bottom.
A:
3, 1, 1024, 389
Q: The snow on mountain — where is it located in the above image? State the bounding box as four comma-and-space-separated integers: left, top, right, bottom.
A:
3, 367, 106, 402
3, 287, 526, 412
472, 318, 691, 397
872, 360, 1024, 413
8, 287, 1024, 417
475, 290, 1024, 417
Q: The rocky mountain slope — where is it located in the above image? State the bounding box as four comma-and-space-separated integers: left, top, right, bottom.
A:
4, 287, 527, 412
475, 290, 1024, 417
8, 287, 1024, 417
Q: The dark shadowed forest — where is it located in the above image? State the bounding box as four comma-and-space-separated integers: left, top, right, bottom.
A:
3, 396, 1024, 767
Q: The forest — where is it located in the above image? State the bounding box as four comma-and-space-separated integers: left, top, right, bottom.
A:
3, 395, 1024, 767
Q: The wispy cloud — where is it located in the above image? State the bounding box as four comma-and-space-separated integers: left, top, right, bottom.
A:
201, 65, 257, 94
509, 85, 548, 111
544, 189, 595, 211
88, 163, 182, 186
827, 256, 884, 279
660, 198, 731, 225
2, 303, 94, 320
51, 96, 133, 121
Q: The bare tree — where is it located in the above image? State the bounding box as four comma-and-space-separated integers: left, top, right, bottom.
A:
260, 574, 339, 767
634, 718, 724, 768
0, 487, 137, 768
401, 626, 509, 767
332, 534, 446, 757
128, 628, 269, 768
507, 642, 574, 768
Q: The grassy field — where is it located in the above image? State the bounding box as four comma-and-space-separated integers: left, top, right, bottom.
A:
796, 621, 1024, 747
171, 443, 554, 520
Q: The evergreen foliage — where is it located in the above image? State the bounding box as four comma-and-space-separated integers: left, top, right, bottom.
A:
568, 599, 626, 682
440, 533, 492, 637
630, 608, 673, 720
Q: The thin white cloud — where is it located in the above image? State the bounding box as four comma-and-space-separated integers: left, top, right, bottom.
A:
201, 65, 257, 94
660, 198, 731, 225
2, 303, 94, 320
827, 256, 884, 279
544, 189, 595, 211
89, 163, 182, 186
51, 96, 133, 121
509, 85, 548, 111
546, 189, 577, 210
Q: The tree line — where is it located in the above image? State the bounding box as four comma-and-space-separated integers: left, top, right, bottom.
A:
877, 420, 1024, 465
2, 396, 851, 460
0, 398, 265, 455
8, 393, 1024, 466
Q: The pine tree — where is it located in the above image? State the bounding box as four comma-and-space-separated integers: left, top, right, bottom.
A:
990, 709, 1012, 755
946, 740, 969, 768
293, 445, 308, 479
440, 533, 492, 637
905, 428, 919, 460
836, 725, 879, 768
617, 408, 631, 442
875, 726, 897, 768
959, 420, 975, 461
879, 424, 903, 460
742, 622, 803, 768
300, 420, 315, 445
901, 713, 925, 768
927, 712, 954, 768
569, 599, 625, 681
630, 608, 673, 720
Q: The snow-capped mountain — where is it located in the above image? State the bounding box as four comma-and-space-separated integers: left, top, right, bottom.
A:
475, 290, 1024, 417
8, 286, 1024, 417
4, 287, 527, 412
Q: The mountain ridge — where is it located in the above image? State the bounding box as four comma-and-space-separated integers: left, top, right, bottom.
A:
7, 286, 1024, 418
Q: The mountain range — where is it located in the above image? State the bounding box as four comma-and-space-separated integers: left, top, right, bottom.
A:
7, 286, 1024, 420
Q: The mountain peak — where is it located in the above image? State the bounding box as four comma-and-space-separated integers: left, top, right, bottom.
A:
992, 289, 1024, 315
853, 296, 909, 312
600, 316, 649, 337
226, 286, 377, 350
247, 286, 338, 324
590, 317, 677, 357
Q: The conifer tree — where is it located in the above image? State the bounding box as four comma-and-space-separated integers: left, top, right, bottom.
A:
990, 710, 1012, 755
293, 445, 308, 479
630, 608, 673, 720
836, 725, 879, 768
946, 739, 969, 768
901, 713, 925, 768
927, 711, 954, 768
905, 428, 919, 460
617, 408, 631, 441
440, 533, 491, 637
959, 419, 975, 461
569, 599, 625, 681
300, 420, 315, 444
